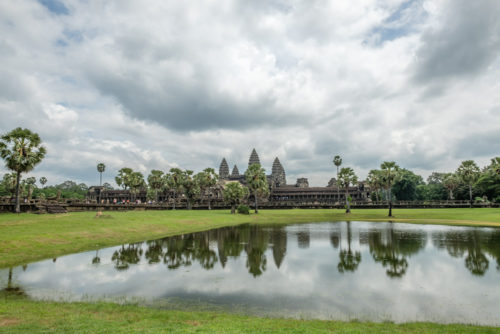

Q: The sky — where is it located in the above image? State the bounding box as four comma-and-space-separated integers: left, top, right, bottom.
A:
0, 0, 499, 187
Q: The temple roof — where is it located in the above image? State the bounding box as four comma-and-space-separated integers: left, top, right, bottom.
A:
248, 148, 261, 167
231, 165, 240, 177
272, 157, 284, 175
219, 158, 229, 179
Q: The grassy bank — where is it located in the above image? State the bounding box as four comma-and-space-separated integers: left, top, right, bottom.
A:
1, 294, 498, 333
1, 208, 500, 269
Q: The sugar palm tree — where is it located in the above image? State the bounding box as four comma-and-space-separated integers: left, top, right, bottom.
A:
366, 169, 383, 202
333, 155, 342, 204
338, 167, 358, 213
245, 164, 269, 214
0, 128, 46, 213
456, 160, 480, 208
165, 168, 186, 210
147, 170, 164, 202
39, 176, 47, 188
97, 163, 106, 186
380, 161, 399, 217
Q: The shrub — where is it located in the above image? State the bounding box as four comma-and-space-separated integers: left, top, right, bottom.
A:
237, 205, 250, 215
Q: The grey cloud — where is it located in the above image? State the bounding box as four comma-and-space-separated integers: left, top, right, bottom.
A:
414, 0, 500, 83
452, 129, 500, 159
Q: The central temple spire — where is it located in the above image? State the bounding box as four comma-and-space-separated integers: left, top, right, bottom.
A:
248, 148, 261, 167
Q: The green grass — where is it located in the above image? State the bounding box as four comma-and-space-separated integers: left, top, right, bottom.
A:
1, 208, 500, 269
2, 208, 500, 333
1, 294, 499, 333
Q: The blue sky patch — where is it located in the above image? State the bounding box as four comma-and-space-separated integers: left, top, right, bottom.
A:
38, 0, 69, 15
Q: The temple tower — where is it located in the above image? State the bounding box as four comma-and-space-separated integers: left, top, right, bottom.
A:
219, 158, 229, 179
231, 165, 240, 178
248, 148, 261, 167
271, 157, 286, 186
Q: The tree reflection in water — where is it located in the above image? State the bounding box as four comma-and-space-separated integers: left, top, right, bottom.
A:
337, 222, 361, 273
368, 224, 426, 278
97, 222, 499, 279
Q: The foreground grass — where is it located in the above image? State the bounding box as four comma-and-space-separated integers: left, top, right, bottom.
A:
1, 208, 500, 269
1, 294, 498, 333
2, 208, 500, 333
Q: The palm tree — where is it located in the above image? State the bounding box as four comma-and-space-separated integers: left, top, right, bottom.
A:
245, 163, 269, 214
333, 155, 342, 204
128, 172, 145, 202
97, 163, 106, 186
147, 170, 164, 202
165, 168, 186, 210
380, 161, 399, 217
39, 176, 47, 188
443, 173, 459, 201
338, 167, 358, 213
115, 167, 133, 189
456, 160, 480, 208
0, 128, 46, 213
182, 170, 200, 210
366, 169, 383, 202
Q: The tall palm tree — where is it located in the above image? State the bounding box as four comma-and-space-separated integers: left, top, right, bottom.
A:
245, 163, 269, 214
381, 161, 399, 217
97, 163, 106, 186
0, 128, 46, 213
39, 176, 47, 188
338, 167, 358, 213
333, 155, 342, 205
147, 170, 164, 202
456, 160, 480, 208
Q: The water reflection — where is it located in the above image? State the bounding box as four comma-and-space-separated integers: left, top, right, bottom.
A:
85, 223, 500, 278
2, 222, 500, 325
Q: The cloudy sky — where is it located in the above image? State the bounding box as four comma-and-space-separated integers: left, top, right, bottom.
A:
0, 0, 499, 187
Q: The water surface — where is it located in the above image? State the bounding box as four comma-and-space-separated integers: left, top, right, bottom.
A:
2, 221, 500, 325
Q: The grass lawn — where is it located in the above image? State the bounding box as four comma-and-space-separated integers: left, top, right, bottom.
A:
1, 294, 499, 333
1, 208, 500, 333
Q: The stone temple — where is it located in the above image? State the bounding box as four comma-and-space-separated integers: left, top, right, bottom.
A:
219, 149, 369, 203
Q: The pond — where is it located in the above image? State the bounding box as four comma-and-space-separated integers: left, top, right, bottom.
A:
2, 221, 500, 325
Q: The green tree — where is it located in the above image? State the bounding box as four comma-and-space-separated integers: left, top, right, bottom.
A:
223, 182, 249, 214
2, 173, 18, 199
25, 176, 36, 201
183, 170, 200, 210
476, 157, 500, 202
338, 167, 358, 213
0, 128, 46, 213
115, 167, 133, 190
195, 168, 219, 210
391, 168, 423, 201
244, 163, 269, 214
165, 168, 186, 210
366, 169, 383, 202
39, 176, 47, 188
97, 163, 106, 186
380, 161, 399, 217
128, 171, 145, 202
443, 173, 460, 201
333, 155, 342, 203
456, 160, 480, 208
147, 170, 164, 202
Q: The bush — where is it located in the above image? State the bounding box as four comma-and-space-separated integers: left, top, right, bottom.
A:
237, 205, 250, 215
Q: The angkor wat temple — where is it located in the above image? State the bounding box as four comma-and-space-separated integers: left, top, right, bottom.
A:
219, 149, 370, 203
87, 149, 370, 206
